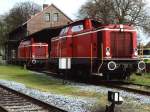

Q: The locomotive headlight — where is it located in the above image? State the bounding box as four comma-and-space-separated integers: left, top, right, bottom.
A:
134, 48, 138, 56
106, 47, 110, 56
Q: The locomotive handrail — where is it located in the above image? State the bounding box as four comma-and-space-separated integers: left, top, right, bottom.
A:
97, 43, 104, 74
90, 43, 93, 73
139, 43, 144, 59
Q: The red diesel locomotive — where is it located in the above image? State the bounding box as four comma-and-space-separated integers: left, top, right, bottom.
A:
18, 38, 48, 67
50, 18, 145, 79
17, 27, 62, 68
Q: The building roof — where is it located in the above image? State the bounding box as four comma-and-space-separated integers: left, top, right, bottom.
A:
22, 4, 73, 26
9, 4, 73, 34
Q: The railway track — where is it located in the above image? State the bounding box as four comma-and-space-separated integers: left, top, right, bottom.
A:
33, 70, 150, 96
96, 81, 150, 96
0, 84, 67, 112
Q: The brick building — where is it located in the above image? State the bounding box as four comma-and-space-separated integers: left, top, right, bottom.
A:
5, 4, 73, 63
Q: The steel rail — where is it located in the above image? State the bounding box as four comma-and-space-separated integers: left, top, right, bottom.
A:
34, 70, 150, 96
0, 84, 67, 112
0, 105, 8, 112
97, 81, 150, 96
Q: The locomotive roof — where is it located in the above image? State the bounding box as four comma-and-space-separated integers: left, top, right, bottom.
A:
59, 18, 134, 30
62, 18, 102, 27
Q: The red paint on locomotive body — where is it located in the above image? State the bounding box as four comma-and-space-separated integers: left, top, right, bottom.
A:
50, 18, 139, 79
51, 19, 137, 60
18, 38, 48, 65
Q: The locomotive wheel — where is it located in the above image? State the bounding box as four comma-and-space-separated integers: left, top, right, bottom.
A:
123, 71, 131, 80
103, 71, 130, 80
107, 74, 111, 80
75, 69, 90, 82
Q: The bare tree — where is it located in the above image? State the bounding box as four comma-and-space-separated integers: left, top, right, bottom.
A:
0, 1, 41, 54
79, 0, 114, 24
79, 0, 150, 29
4, 1, 41, 32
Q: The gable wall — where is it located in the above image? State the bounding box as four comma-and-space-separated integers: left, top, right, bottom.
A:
27, 5, 72, 35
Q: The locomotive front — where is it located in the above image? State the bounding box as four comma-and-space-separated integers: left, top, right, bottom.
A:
98, 24, 145, 79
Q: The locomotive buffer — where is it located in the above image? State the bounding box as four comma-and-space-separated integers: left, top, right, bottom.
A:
59, 58, 71, 83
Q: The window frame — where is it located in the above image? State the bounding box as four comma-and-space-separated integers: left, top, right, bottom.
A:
44, 13, 50, 22
71, 24, 84, 33
59, 27, 69, 36
53, 13, 59, 22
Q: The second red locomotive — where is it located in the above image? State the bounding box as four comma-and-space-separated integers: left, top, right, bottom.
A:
18, 38, 48, 67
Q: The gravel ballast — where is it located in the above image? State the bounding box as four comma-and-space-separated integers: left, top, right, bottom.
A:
0, 71, 149, 112
0, 80, 97, 112
70, 83, 150, 104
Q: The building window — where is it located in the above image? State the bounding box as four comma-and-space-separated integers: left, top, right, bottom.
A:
45, 13, 50, 21
53, 13, 59, 22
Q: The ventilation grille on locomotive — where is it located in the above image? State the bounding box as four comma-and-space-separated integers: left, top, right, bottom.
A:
110, 32, 133, 58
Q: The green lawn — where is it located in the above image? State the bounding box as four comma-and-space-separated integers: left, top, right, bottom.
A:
0, 65, 108, 111
0, 65, 104, 99
128, 73, 150, 86
0, 65, 79, 94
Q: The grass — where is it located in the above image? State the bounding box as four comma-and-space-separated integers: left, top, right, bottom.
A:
128, 73, 150, 86
0, 65, 103, 99
0, 65, 109, 111
0, 65, 77, 94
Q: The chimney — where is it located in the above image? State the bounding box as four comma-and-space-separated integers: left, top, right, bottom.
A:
43, 4, 49, 10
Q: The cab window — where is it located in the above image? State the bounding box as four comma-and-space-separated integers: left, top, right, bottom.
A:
92, 20, 102, 28
60, 27, 69, 35
71, 24, 84, 32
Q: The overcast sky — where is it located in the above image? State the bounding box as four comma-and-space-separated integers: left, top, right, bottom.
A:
1, 0, 150, 19
0, 0, 87, 19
